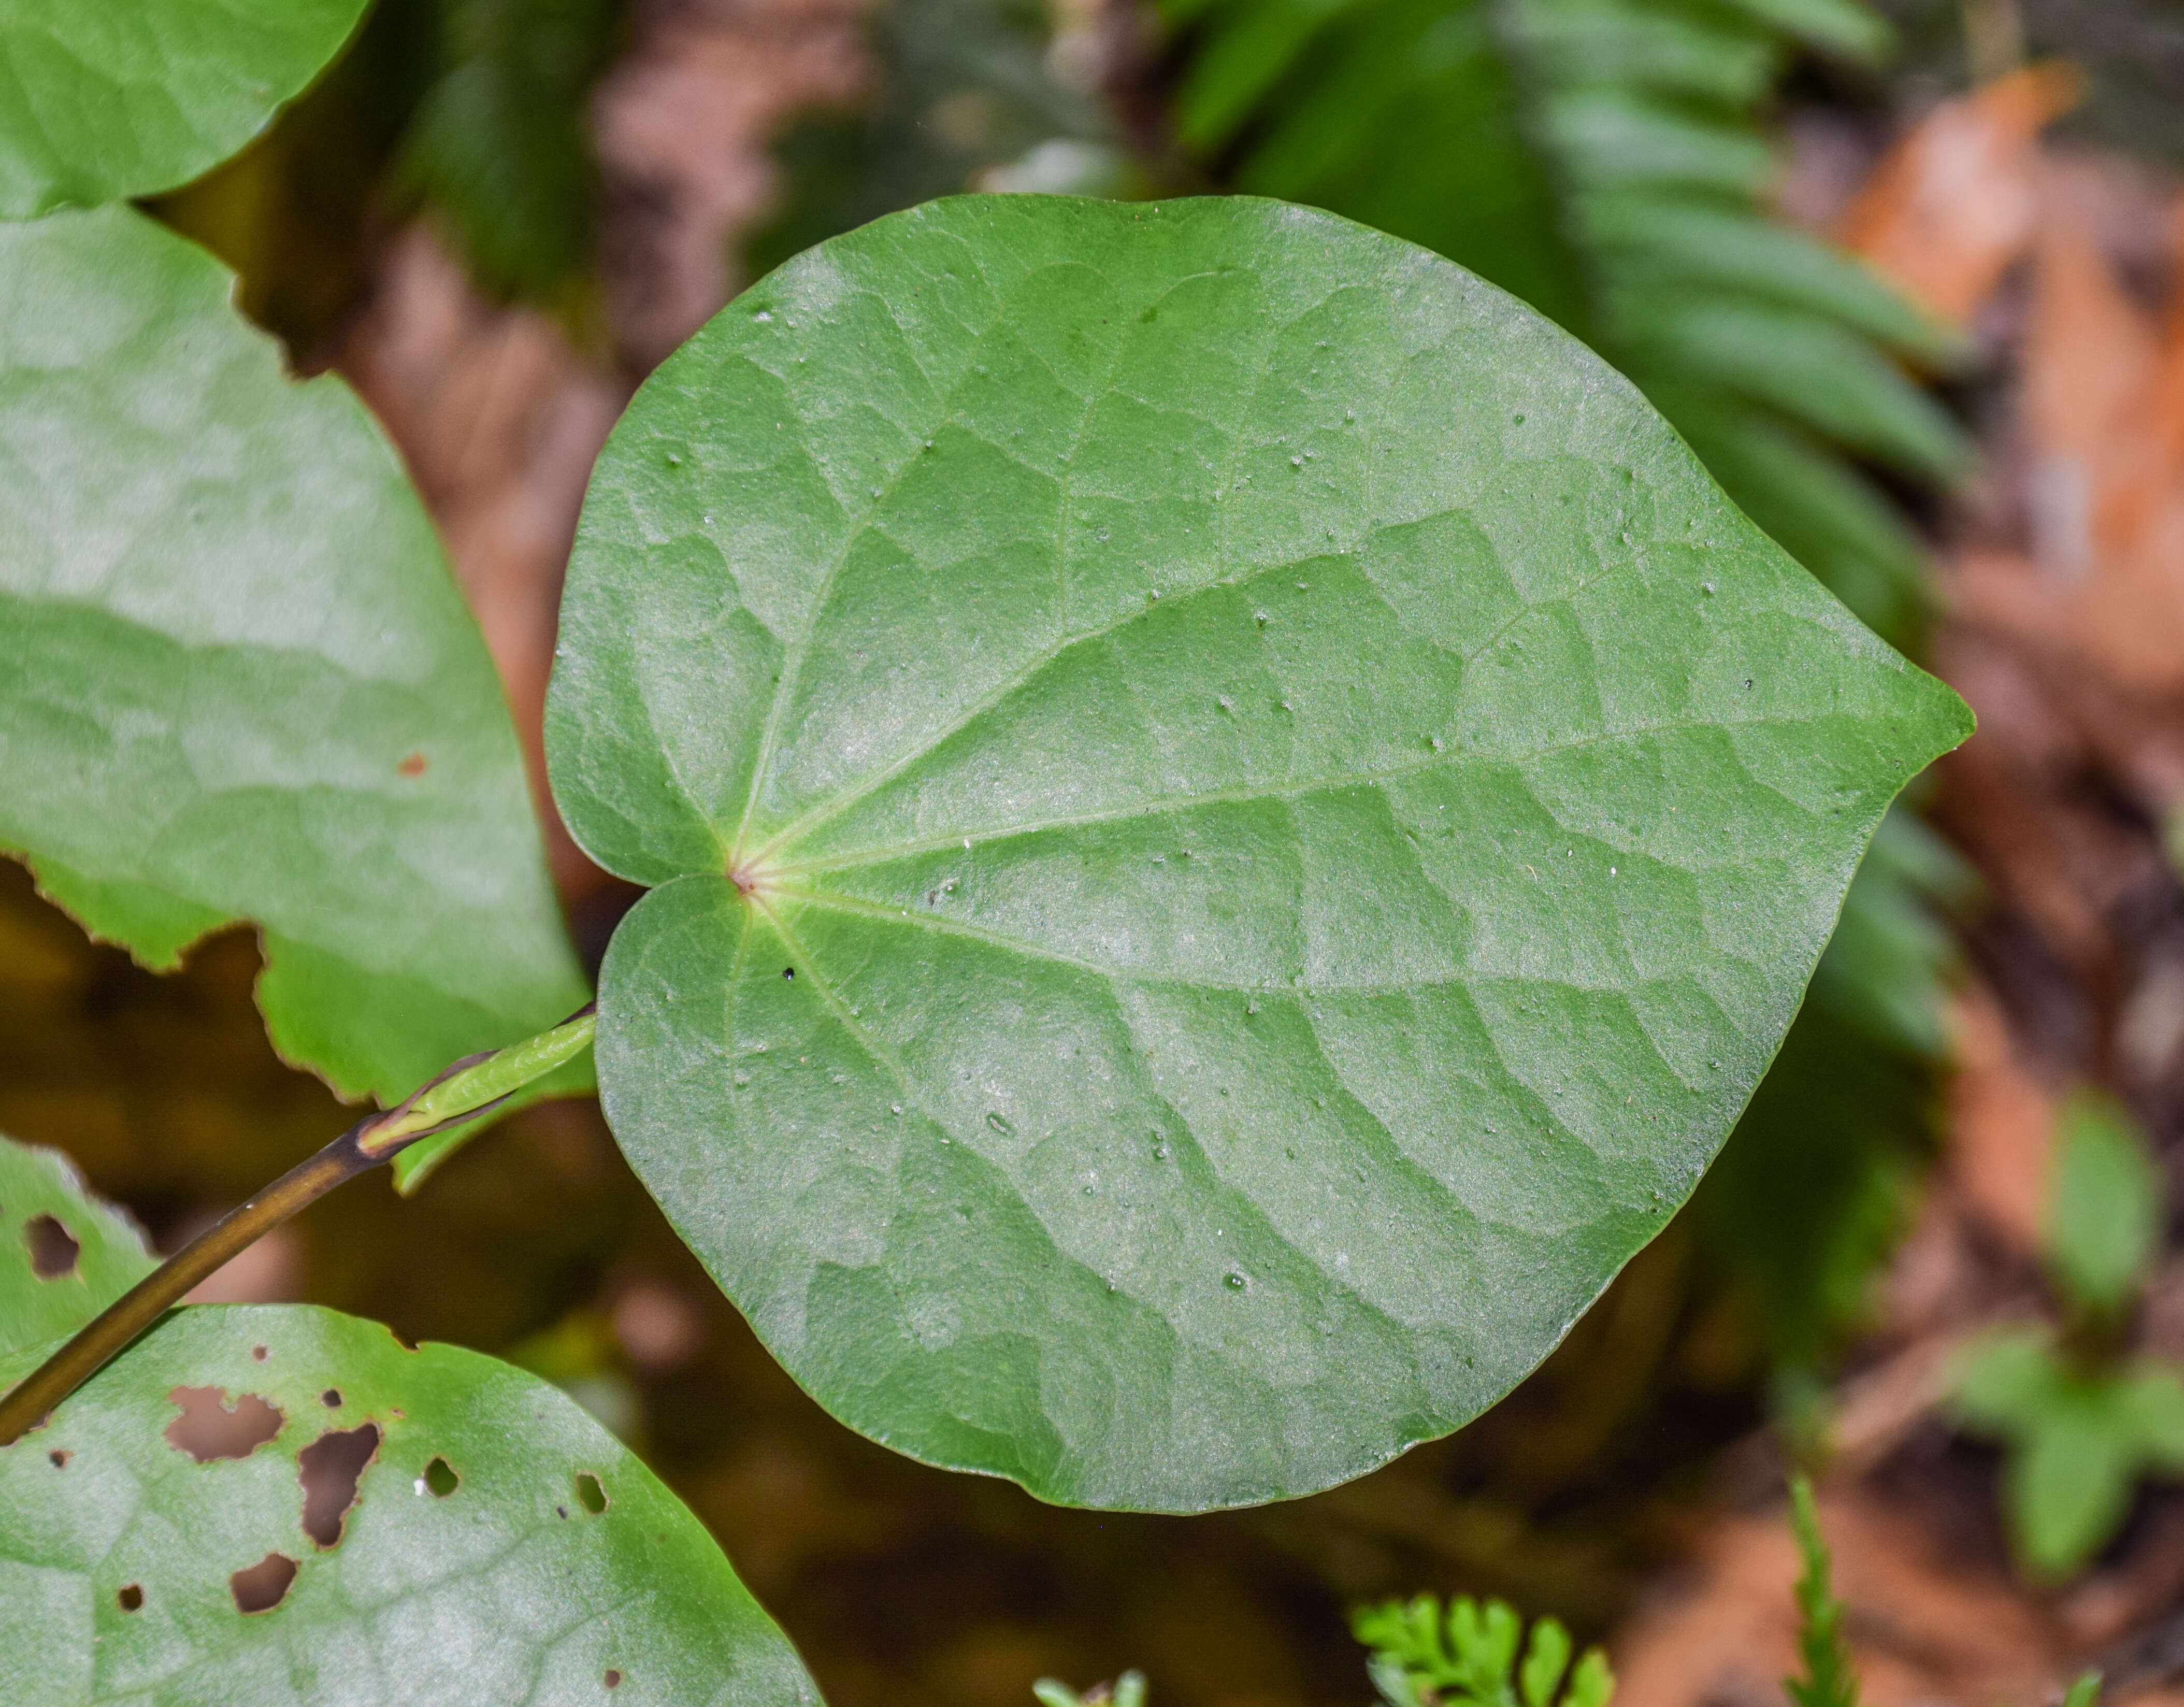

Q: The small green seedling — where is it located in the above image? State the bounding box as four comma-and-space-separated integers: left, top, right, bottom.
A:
1786, 1475, 1858, 1707
1034, 1671, 1147, 1707
1951, 1094, 2184, 1579
1354, 1593, 1613, 1707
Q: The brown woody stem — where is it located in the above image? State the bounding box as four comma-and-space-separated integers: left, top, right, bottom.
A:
0, 1121, 378, 1445
0, 1002, 595, 1447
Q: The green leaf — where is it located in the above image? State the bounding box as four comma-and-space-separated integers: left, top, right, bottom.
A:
1355, 1591, 1608, 1707
1173, 0, 1362, 149
0, 1302, 819, 1704
1659, 397, 1929, 649
0, 0, 371, 219
2047, 1092, 2163, 1316
1564, 1652, 1614, 1707
552, 194, 1971, 1509
2122, 1365, 2184, 1466
0, 206, 591, 1118
1715, 0, 1891, 61
2010, 1399, 2142, 1579
1951, 1332, 2184, 1580
1952, 1329, 2063, 1431
0, 1136, 154, 1360
1585, 203, 1965, 367
1518, 1617, 1572, 1707
1511, 0, 1776, 108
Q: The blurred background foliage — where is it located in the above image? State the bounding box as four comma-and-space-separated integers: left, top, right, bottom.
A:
17, 1, 2184, 1704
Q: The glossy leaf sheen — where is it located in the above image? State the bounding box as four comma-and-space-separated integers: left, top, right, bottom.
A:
0, 207, 590, 1107
0, 1303, 818, 1705
0, 1135, 154, 1360
0, 0, 369, 218
551, 195, 1972, 1509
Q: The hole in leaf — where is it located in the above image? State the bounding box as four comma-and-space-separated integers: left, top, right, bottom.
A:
320, 1389, 341, 1409
781, 966, 794, 979
117, 1584, 143, 1612
251, 1345, 268, 1361
606, 1670, 623, 1689
575, 1472, 608, 1515
47, 1450, 68, 1469
422, 1456, 459, 1497
165, 1387, 283, 1462
298, 1423, 379, 1547
24, 1213, 79, 1278
229, 1552, 297, 1614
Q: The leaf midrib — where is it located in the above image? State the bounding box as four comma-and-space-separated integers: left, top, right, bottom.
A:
760, 705, 1864, 883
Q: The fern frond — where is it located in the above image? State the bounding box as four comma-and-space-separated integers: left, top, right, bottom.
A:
1354, 1594, 1615, 1707
1787, 1476, 1859, 1707
397, 0, 623, 303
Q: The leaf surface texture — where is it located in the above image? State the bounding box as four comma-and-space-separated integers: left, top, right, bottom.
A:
550, 194, 1971, 1509
0, 0, 369, 217
0, 207, 590, 1107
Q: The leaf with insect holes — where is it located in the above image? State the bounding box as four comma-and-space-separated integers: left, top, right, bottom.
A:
0, 1135, 154, 1361
0, 0, 370, 218
0, 206, 591, 1135
549, 194, 1972, 1510
0, 1302, 820, 1703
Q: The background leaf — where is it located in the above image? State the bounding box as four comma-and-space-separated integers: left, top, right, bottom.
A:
0, 1302, 820, 1704
551, 193, 1969, 1510
394, 0, 624, 303
0, 1134, 153, 1360
0, 0, 372, 219
743, 0, 1127, 285
2046, 1092, 2163, 1316
0, 205, 590, 1110
1952, 1332, 2184, 1580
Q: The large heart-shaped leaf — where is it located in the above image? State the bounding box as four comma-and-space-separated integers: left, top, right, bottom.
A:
549, 194, 1971, 1510
0, 1302, 819, 1704
0, 0, 369, 219
0, 1136, 153, 1360
0, 206, 590, 1110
